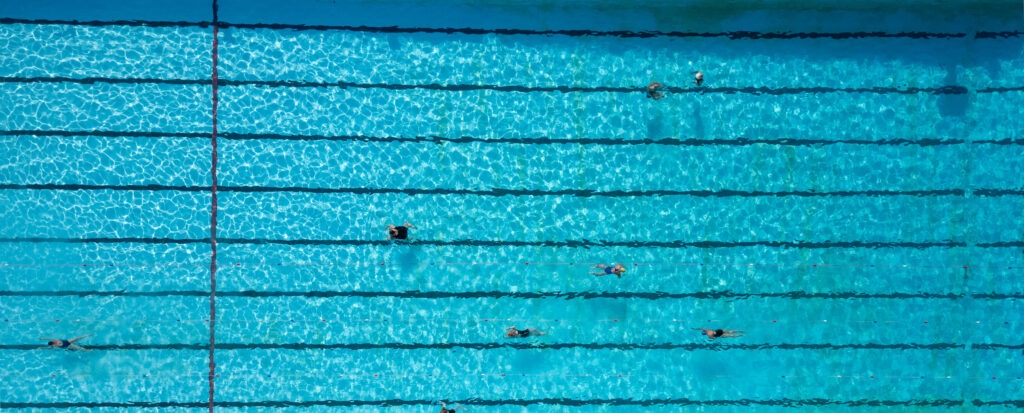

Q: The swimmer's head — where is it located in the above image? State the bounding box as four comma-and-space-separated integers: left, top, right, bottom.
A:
506, 330, 516, 337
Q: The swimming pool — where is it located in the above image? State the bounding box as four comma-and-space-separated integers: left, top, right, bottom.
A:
1, 0, 1023, 412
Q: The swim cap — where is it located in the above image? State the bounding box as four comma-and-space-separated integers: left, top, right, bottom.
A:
619, 268, 626, 273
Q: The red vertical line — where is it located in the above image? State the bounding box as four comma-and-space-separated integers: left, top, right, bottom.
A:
208, 1, 219, 412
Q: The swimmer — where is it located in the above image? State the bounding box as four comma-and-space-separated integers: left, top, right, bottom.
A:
696, 328, 743, 340
386, 222, 416, 240
506, 326, 545, 338
693, 71, 704, 87
590, 263, 626, 278
646, 81, 665, 100
38, 335, 91, 351
440, 402, 467, 412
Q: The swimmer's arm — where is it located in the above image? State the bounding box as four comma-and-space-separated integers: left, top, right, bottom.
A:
68, 334, 91, 343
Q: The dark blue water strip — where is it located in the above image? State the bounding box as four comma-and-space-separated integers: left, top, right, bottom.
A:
0, 398, 979, 408
0, 76, 977, 96
222, 22, 976, 40
6, 183, 1020, 198
0, 342, 985, 351
2, 17, 1004, 40
3, 17, 1021, 41
0, 18, 212, 28
6, 129, 1023, 147
0, 290, 1000, 300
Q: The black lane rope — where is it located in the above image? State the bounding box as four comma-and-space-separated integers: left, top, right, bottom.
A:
0, 289, 987, 300
208, 1, 220, 412
3, 183, 1024, 198
0, 76, 983, 96
3, 342, 1021, 351
3, 237, 1023, 249
5, 129, 1024, 148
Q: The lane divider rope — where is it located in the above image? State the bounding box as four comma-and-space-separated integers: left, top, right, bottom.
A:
207, 1, 220, 412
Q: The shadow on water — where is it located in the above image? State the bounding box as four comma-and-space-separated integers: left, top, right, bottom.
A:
692, 95, 706, 140
646, 106, 665, 139
939, 68, 968, 117
509, 347, 552, 374
387, 34, 402, 51
646, 91, 705, 140
393, 242, 420, 273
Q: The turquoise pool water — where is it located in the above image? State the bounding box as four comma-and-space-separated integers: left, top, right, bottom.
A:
1, 1, 1023, 412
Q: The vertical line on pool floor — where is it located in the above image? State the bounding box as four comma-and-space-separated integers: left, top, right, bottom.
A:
208, 0, 220, 412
